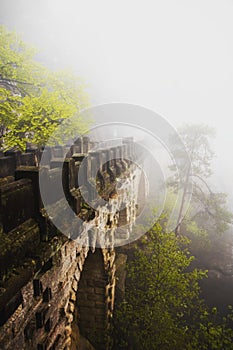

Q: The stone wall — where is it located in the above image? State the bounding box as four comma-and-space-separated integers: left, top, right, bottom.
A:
0, 138, 142, 350
74, 249, 115, 350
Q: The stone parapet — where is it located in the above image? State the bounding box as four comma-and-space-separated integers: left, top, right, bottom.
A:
0, 137, 143, 350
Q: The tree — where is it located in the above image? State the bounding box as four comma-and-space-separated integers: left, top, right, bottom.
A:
113, 219, 233, 350
0, 25, 90, 151
168, 124, 233, 236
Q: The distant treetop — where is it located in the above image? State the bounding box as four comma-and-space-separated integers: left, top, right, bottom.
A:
0, 25, 91, 151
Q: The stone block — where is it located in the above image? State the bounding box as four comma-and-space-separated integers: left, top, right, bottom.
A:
45, 317, 52, 332
72, 279, 78, 292
39, 149, 51, 166
67, 313, 73, 324
4, 149, 21, 167
68, 302, 75, 313
24, 320, 36, 342
0, 179, 35, 232
69, 291, 76, 302
83, 136, 90, 154
50, 158, 64, 169
36, 304, 50, 329
0, 157, 15, 178
95, 315, 105, 323
19, 152, 36, 166
15, 166, 41, 213
78, 306, 93, 315
43, 287, 52, 302
74, 269, 81, 282
51, 146, 65, 158
0, 176, 14, 187
37, 337, 49, 350
65, 325, 72, 336
94, 287, 105, 295
33, 279, 43, 297
87, 293, 105, 302
95, 301, 106, 310
0, 264, 34, 326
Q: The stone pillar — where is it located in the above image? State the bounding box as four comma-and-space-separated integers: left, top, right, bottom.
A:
83, 136, 90, 154
115, 146, 124, 175
101, 149, 108, 172
0, 178, 35, 233
26, 146, 41, 165
118, 145, 127, 171
0, 157, 15, 178
15, 166, 49, 241
72, 154, 86, 188
121, 143, 128, 159
62, 159, 73, 206
74, 137, 83, 154
51, 146, 64, 159
39, 147, 51, 166
88, 151, 103, 179
4, 149, 21, 168
123, 137, 134, 161
103, 149, 115, 181
65, 145, 73, 158
15, 167, 41, 212
69, 158, 76, 189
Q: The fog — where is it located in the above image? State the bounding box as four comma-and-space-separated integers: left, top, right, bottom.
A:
1, 0, 233, 205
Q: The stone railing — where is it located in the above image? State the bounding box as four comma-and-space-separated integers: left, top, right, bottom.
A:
0, 137, 144, 350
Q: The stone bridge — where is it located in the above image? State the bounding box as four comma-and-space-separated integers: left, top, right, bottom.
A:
0, 137, 145, 350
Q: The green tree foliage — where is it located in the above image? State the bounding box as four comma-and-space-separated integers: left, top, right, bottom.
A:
0, 25, 90, 150
113, 220, 233, 349
168, 124, 233, 236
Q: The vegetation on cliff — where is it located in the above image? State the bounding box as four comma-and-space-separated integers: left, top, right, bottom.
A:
113, 124, 233, 349
113, 219, 233, 349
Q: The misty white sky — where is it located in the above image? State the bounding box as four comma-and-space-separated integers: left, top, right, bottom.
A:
1, 0, 233, 201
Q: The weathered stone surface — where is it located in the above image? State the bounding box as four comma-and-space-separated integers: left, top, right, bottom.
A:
0, 178, 35, 232
0, 156, 15, 178
0, 176, 14, 186
114, 253, 128, 301
19, 153, 36, 166
0, 219, 40, 277
0, 140, 141, 350
15, 166, 42, 215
